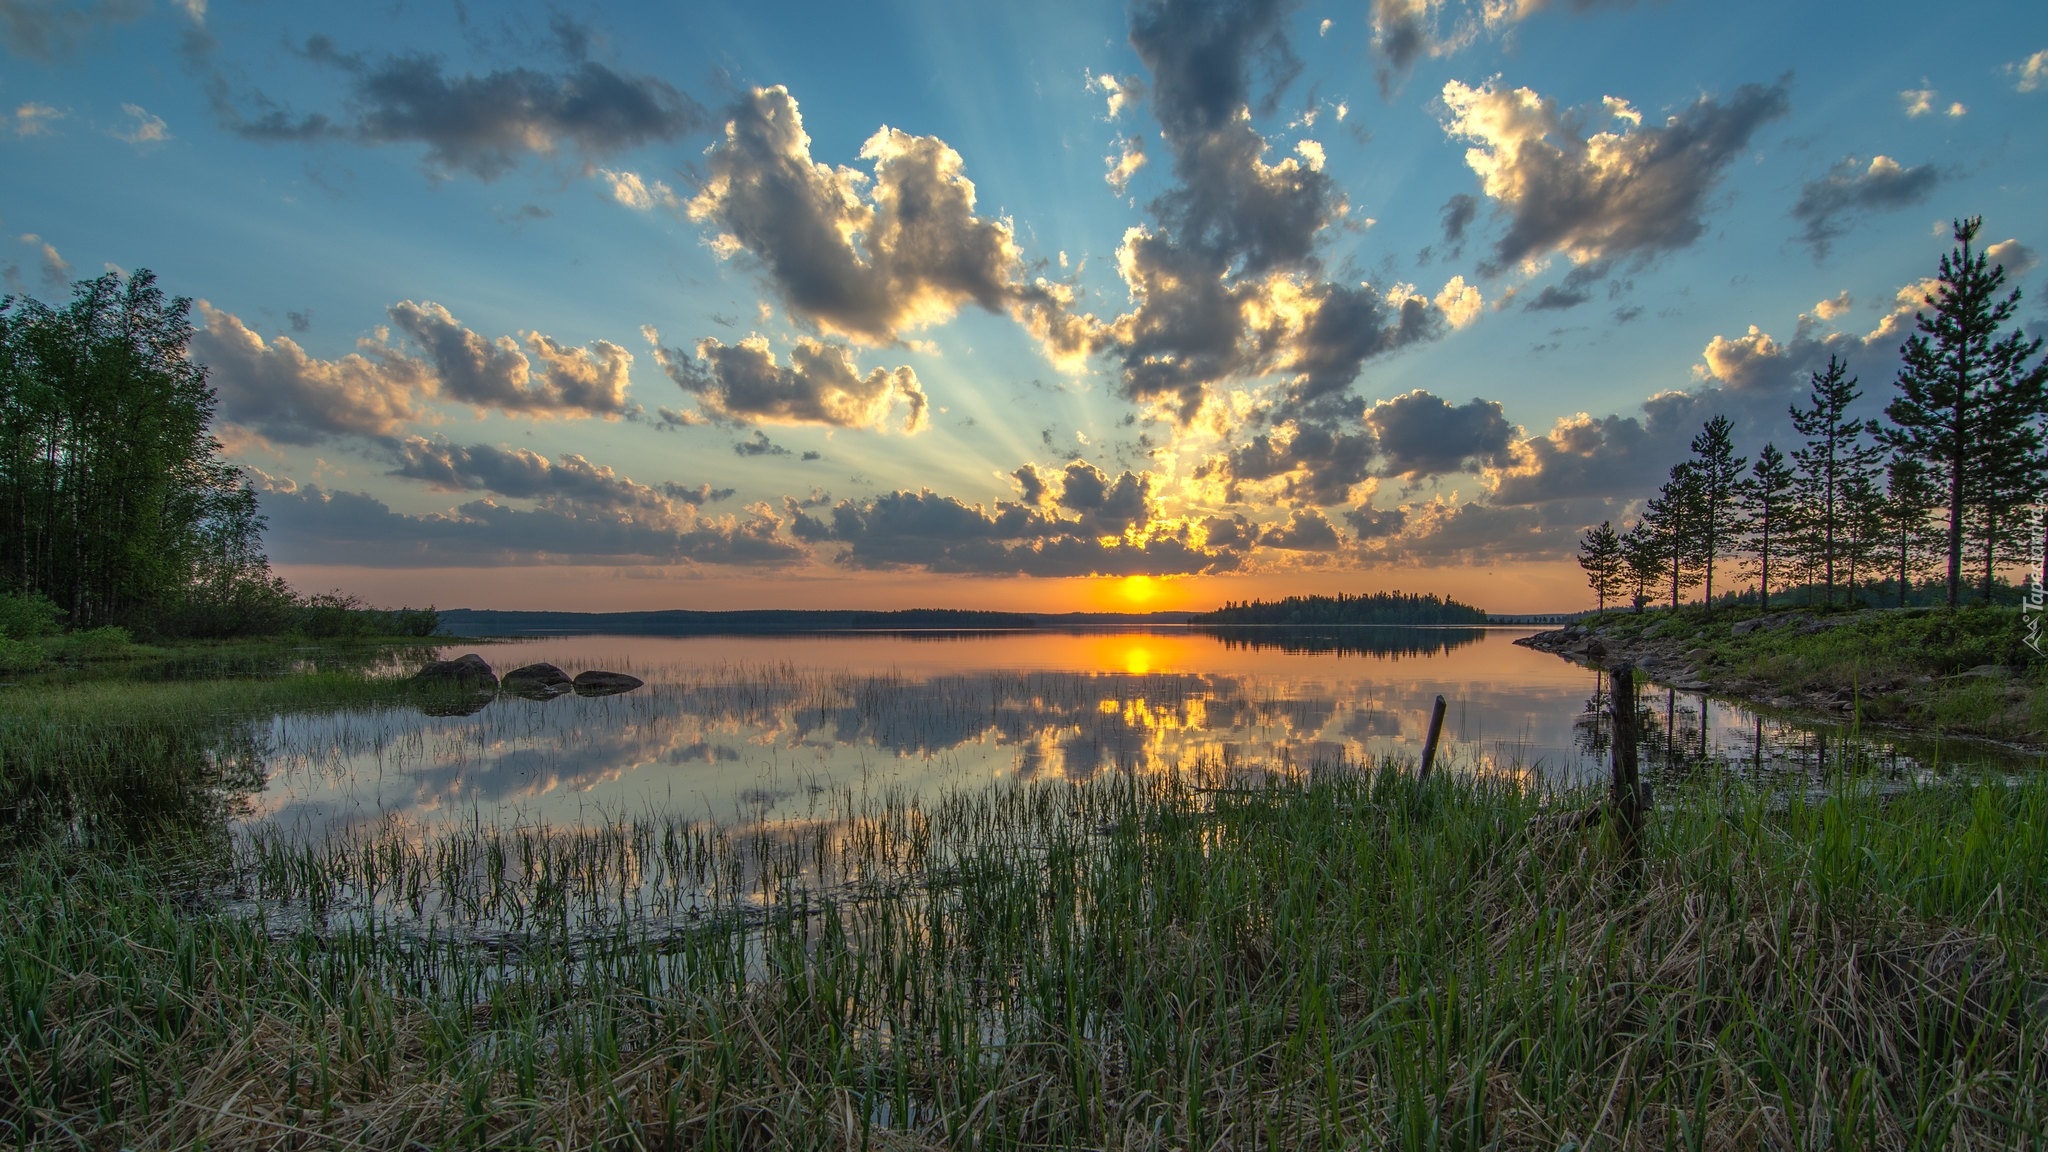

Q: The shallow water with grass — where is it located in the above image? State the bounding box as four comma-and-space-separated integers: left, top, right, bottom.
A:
4, 627, 2045, 1148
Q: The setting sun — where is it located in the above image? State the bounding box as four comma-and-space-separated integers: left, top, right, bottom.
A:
1119, 575, 1159, 605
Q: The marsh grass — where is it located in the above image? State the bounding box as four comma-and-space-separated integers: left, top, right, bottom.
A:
4, 759, 2044, 1149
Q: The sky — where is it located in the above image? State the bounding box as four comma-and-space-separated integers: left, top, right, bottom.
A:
3, 0, 2044, 614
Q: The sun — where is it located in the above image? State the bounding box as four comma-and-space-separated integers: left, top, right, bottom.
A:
1119, 575, 1159, 605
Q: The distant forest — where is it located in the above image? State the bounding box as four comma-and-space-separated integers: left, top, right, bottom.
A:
1190, 592, 1488, 627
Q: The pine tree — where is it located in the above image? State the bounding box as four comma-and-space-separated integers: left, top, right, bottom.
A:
1789, 355, 1882, 608
1621, 521, 1666, 613
1883, 217, 2048, 607
1643, 463, 1707, 608
1879, 453, 1939, 607
1577, 520, 1624, 611
1741, 442, 1795, 607
1686, 416, 1746, 614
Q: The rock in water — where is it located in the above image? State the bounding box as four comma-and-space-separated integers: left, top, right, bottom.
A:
503, 662, 573, 699
572, 669, 644, 697
413, 653, 498, 689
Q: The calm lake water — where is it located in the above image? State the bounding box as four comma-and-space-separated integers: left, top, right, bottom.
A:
236, 627, 2038, 843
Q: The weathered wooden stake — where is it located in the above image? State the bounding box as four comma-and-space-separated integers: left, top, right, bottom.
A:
1610, 663, 1642, 859
1418, 694, 1448, 781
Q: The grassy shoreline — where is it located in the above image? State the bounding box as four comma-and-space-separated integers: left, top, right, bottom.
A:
1522, 605, 2047, 753
5, 762, 2045, 1149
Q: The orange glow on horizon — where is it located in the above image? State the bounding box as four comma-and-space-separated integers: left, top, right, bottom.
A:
275, 560, 1595, 616
1119, 574, 1159, 606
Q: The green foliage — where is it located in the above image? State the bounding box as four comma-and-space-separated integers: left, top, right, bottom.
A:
1882, 216, 2047, 606
1576, 520, 1624, 610
0, 591, 61, 640
1, 271, 277, 633
0, 767, 2042, 1146
1191, 590, 1487, 626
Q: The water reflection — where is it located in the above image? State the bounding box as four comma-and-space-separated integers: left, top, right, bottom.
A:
228, 628, 2036, 843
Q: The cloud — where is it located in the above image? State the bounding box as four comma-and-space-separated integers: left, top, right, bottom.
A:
1257, 507, 1340, 551
1105, 134, 1147, 193
647, 330, 928, 432
111, 102, 166, 145
1085, 70, 1143, 119
1790, 155, 1941, 257
15, 233, 70, 289
387, 301, 635, 418
257, 480, 802, 568
2011, 50, 2047, 93
599, 168, 679, 210
388, 437, 713, 514
7, 101, 64, 136
1439, 76, 1790, 273
217, 32, 704, 179
194, 302, 433, 444
1986, 239, 2039, 278
1051, 460, 1155, 535
688, 85, 1033, 345
1434, 275, 1484, 328
732, 431, 790, 457
1519, 261, 1606, 312
0, 0, 147, 60
791, 479, 1241, 578
1899, 87, 1935, 117
1364, 390, 1516, 479
1439, 192, 1478, 252
1215, 422, 1377, 505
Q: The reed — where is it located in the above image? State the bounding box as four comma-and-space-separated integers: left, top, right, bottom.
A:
3, 757, 2043, 1149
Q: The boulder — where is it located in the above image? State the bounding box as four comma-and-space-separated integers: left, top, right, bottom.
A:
573, 669, 645, 697
503, 662, 573, 699
413, 653, 497, 689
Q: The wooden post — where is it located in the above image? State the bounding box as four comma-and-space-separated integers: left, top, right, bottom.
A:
1418, 694, 1448, 781
1609, 664, 1641, 857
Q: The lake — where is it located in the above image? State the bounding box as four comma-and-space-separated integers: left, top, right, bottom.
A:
237, 626, 2033, 842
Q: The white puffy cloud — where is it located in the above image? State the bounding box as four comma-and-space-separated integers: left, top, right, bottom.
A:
195, 303, 433, 444
387, 301, 635, 418
1433, 274, 1484, 328
2012, 49, 2047, 92
646, 330, 928, 433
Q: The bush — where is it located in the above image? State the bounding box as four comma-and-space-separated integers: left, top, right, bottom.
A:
0, 592, 62, 640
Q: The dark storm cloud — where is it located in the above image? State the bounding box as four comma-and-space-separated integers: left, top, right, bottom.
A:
645, 331, 928, 432
217, 31, 704, 179
1791, 155, 1942, 258
0, 0, 146, 60
1441, 76, 1790, 274
1365, 391, 1516, 479
256, 481, 803, 568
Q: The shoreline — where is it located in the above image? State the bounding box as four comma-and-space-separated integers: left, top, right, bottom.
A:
1516, 606, 2046, 757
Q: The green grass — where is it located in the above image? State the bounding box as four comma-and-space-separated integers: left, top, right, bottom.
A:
3, 763, 2044, 1149
1583, 605, 2047, 743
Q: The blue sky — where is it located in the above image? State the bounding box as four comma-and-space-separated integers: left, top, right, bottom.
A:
4, 0, 2044, 612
